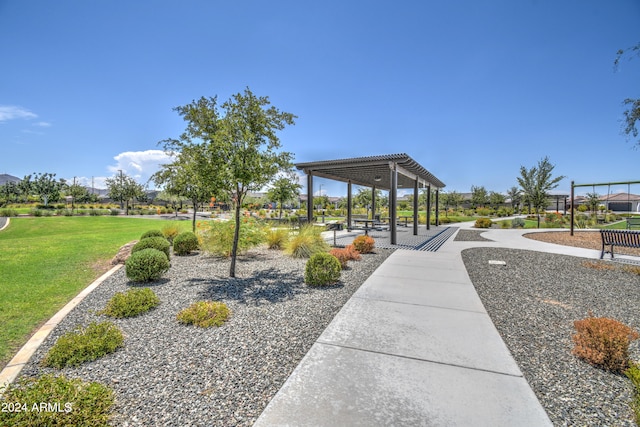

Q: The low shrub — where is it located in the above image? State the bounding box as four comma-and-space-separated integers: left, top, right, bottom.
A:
177, 301, 230, 328
572, 315, 639, 373
173, 231, 199, 255
42, 321, 124, 369
500, 220, 511, 229
329, 245, 362, 269
140, 229, 165, 240
125, 248, 170, 282
100, 288, 160, 318
305, 252, 341, 285
0, 208, 19, 217
266, 228, 290, 249
352, 235, 375, 254
131, 236, 170, 260
511, 217, 526, 228
110, 209, 120, 216
438, 216, 452, 224
626, 362, 640, 424
0, 374, 114, 426
474, 217, 493, 228
161, 224, 180, 244
284, 225, 329, 258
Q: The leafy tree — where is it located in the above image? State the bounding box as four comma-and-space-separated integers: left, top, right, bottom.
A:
153, 144, 216, 231
266, 175, 301, 218
470, 185, 488, 208
507, 186, 522, 211
615, 43, 640, 147
489, 191, 506, 210
65, 179, 90, 212
105, 173, 144, 215
167, 88, 296, 277
31, 172, 63, 207
517, 156, 565, 227
0, 181, 20, 205
585, 192, 601, 214
17, 175, 32, 203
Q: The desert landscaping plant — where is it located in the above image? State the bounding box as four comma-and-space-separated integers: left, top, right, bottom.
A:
304, 252, 342, 286
352, 235, 375, 254
173, 231, 199, 255
131, 236, 170, 260
177, 301, 230, 328
265, 227, 290, 249
198, 217, 266, 257
329, 244, 362, 269
100, 288, 160, 318
572, 315, 639, 373
125, 248, 170, 282
140, 229, 165, 240
0, 374, 114, 426
42, 321, 124, 369
284, 225, 329, 258
474, 217, 493, 229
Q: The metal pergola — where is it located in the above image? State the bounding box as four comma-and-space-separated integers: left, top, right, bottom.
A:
295, 153, 446, 245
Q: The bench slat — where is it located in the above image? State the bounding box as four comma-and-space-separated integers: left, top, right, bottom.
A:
600, 229, 640, 259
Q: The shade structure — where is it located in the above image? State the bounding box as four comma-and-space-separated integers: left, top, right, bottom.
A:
296, 153, 446, 244
295, 153, 445, 191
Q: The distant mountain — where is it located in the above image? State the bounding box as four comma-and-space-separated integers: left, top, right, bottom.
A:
0, 174, 21, 186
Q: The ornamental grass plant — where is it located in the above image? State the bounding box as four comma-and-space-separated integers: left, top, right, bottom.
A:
284, 225, 329, 258
198, 217, 266, 257
100, 288, 160, 318
177, 301, 230, 328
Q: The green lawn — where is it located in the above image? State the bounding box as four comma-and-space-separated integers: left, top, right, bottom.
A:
0, 216, 191, 367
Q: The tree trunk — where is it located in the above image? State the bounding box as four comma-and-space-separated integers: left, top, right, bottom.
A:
191, 200, 197, 233
229, 200, 242, 278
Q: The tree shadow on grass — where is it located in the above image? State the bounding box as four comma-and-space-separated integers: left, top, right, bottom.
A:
191, 267, 306, 305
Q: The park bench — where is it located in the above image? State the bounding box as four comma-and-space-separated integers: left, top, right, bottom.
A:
600, 229, 640, 259
627, 217, 640, 229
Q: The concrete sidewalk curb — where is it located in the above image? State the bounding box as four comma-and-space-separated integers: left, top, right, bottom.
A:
0, 217, 9, 232
0, 264, 123, 392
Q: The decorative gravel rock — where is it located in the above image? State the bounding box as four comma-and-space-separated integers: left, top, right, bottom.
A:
453, 229, 493, 242
20, 247, 393, 426
462, 247, 640, 427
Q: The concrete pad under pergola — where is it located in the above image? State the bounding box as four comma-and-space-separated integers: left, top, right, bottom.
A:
295, 153, 445, 245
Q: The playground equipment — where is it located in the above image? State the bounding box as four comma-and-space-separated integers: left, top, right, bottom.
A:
570, 180, 640, 235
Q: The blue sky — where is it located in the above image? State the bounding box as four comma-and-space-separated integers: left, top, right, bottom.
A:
1, 0, 638, 197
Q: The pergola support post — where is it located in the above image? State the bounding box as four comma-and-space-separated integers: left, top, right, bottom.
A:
307, 173, 313, 224
372, 186, 377, 220
435, 189, 440, 226
390, 165, 397, 245
426, 185, 431, 230
413, 179, 419, 235
347, 180, 353, 231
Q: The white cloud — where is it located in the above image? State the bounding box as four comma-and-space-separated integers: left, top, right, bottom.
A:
33, 121, 51, 127
0, 105, 37, 122
107, 149, 173, 186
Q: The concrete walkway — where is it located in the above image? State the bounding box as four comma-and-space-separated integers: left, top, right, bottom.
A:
254, 225, 611, 426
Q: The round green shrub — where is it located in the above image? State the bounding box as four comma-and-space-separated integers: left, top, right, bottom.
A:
132, 236, 170, 259
177, 301, 230, 328
304, 252, 341, 286
173, 231, 199, 255
0, 374, 114, 426
125, 248, 170, 282
101, 288, 160, 318
511, 217, 526, 228
474, 217, 493, 228
42, 321, 124, 369
140, 229, 165, 240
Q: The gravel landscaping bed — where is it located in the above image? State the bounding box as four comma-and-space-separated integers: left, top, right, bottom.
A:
453, 229, 493, 242
462, 247, 640, 426
20, 247, 393, 426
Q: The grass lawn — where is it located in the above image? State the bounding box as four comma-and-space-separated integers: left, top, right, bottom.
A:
0, 216, 191, 367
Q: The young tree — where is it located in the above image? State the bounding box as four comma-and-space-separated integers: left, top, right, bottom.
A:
153, 144, 217, 232
489, 191, 506, 210
517, 156, 565, 227
507, 186, 522, 212
65, 178, 90, 212
470, 185, 488, 208
167, 88, 296, 277
266, 175, 301, 218
585, 192, 601, 214
106, 173, 144, 215
31, 172, 63, 207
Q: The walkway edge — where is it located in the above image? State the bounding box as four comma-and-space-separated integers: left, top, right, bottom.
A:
0, 264, 123, 392
0, 217, 9, 232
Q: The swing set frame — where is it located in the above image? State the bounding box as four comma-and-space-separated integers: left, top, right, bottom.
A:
570, 180, 640, 235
